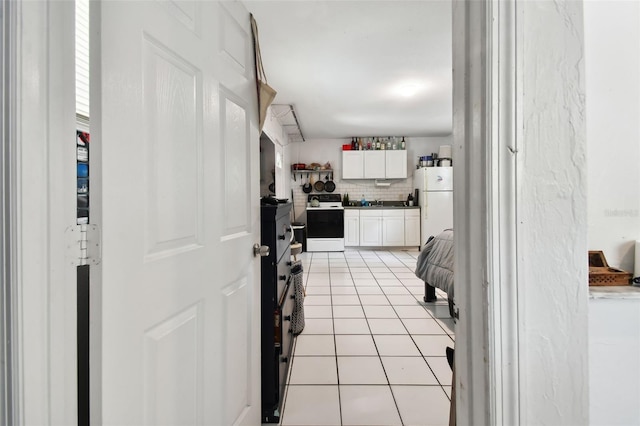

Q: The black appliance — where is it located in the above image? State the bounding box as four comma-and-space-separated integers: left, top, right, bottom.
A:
260, 202, 295, 423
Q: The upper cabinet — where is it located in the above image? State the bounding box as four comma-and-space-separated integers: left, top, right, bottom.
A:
385, 151, 408, 179
342, 151, 365, 179
364, 151, 386, 179
342, 150, 407, 180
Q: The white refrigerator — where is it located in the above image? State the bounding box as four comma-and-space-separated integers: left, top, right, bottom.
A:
413, 167, 453, 247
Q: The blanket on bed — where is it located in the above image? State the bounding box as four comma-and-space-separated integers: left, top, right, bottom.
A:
414, 229, 454, 297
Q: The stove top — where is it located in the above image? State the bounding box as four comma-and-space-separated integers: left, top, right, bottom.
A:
307, 194, 342, 203
307, 193, 343, 209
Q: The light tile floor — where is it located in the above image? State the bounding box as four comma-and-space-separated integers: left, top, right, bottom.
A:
279, 249, 455, 426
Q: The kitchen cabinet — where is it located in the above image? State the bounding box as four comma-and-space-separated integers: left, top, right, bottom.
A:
385, 150, 408, 179
359, 210, 383, 246
342, 151, 364, 179
344, 209, 360, 247
382, 210, 405, 246
341, 150, 407, 179
404, 209, 421, 247
363, 151, 386, 179
346, 208, 421, 247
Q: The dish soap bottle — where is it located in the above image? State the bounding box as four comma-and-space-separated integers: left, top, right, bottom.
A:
361, 194, 366, 206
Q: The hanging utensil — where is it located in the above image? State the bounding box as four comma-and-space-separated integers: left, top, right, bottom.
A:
325, 172, 336, 193
302, 173, 312, 193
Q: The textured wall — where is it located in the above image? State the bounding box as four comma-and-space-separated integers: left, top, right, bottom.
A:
518, 1, 589, 424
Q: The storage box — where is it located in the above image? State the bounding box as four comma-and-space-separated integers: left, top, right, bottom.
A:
589, 251, 632, 286
342, 144, 352, 150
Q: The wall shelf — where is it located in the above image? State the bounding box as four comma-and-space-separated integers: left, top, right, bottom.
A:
291, 169, 333, 182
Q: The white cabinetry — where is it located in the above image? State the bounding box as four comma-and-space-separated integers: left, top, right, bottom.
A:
359, 210, 382, 246
404, 209, 421, 247
385, 151, 408, 179
342, 151, 364, 179
363, 151, 386, 179
341, 150, 408, 179
347, 208, 420, 247
382, 210, 405, 246
344, 210, 360, 247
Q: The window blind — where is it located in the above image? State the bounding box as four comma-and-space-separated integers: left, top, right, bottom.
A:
75, 0, 89, 119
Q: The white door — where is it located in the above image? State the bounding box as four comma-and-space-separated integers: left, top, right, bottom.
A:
91, 2, 260, 424
422, 191, 454, 245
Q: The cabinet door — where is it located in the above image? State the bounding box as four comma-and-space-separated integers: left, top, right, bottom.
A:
342, 151, 364, 179
344, 210, 360, 246
382, 210, 405, 246
385, 150, 408, 179
359, 211, 382, 246
404, 210, 421, 247
363, 151, 386, 179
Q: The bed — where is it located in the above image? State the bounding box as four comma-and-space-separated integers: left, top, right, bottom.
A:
414, 228, 455, 318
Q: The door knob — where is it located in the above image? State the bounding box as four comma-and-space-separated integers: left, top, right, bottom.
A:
253, 244, 270, 257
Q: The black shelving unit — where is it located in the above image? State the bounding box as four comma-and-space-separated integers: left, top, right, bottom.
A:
260, 202, 295, 423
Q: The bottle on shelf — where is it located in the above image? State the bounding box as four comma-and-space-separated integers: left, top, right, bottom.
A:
375, 138, 381, 150
401, 136, 406, 150
351, 137, 356, 150
391, 137, 397, 150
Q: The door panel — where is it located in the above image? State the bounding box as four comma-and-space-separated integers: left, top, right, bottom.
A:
92, 2, 260, 424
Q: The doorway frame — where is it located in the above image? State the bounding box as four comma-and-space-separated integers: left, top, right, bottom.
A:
5, 1, 78, 424
4, 1, 523, 424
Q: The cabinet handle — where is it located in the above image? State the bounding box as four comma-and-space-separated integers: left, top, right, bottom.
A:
283, 315, 291, 321
281, 357, 288, 363
286, 261, 292, 266
290, 294, 295, 299
279, 275, 287, 281
278, 234, 286, 240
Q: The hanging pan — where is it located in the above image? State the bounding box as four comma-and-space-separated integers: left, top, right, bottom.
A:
302, 173, 312, 193
314, 175, 325, 192
324, 172, 336, 193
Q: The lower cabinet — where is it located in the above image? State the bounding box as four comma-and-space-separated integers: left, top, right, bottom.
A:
404, 209, 421, 247
344, 209, 360, 247
359, 210, 382, 246
382, 210, 405, 246
346, 208, 420, 247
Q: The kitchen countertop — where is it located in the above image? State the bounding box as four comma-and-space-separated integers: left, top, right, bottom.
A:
589, 285, 640, 299
344, 205, 420, 210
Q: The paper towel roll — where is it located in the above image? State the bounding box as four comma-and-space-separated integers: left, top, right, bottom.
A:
635, 240, 640, 280
438, 145, 452, 159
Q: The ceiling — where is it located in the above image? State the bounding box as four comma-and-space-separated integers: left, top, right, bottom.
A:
244, 1, 453, 140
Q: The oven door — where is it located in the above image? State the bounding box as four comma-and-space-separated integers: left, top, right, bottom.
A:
306, 208, 344, 238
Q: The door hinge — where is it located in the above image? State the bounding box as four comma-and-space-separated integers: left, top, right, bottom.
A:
65, 224, 101, 266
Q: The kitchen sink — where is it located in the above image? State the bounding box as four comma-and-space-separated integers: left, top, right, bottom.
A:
349, 201, 409, 208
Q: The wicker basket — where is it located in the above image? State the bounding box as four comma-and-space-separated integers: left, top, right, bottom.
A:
589, 251, 632, 286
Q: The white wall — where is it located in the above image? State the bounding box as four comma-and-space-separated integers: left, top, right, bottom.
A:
517, 1, 590, 423
261, 106, 292, 201
585, 0, 640, 273
584, 2, 640, 423
288, 136, 452, 221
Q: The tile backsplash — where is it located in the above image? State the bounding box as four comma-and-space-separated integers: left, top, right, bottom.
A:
291, 179, 415, 222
